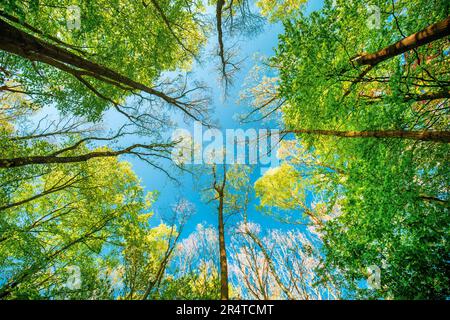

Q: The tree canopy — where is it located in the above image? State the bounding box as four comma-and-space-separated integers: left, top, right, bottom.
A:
0, 0, 448, 301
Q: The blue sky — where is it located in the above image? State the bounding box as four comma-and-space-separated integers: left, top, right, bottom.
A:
116, 0, 325, 239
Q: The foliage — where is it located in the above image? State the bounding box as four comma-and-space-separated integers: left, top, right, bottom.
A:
1, 0, 449, 301
0, 143, 174, 299
0, 0, 207, 119
254, 0, 450, 299
256, 0, 307, 22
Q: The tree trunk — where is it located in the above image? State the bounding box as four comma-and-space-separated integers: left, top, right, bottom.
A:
217, 191, 229, 300
0, 19, 199, 120
0, 142, 172, 169
0, 151, 120, 169
353, 16, 450, 66
362, 91, 450, 103
245, 231, 295, 300
284, 129, 450, 143
216, 0, 226, 77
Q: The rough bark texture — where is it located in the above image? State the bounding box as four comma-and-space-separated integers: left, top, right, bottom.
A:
284, 130, 450, 143
0, 143, 170, 169
245, 230, 295, 300
353, 16, 450, 66
212, 164, 229, 300
0, 19, 200, 120
218, 190, 229, 300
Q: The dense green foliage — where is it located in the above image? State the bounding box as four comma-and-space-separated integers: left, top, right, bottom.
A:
0, 0, 448, 300
1, 0, 206, 119
257, 0, 450, 299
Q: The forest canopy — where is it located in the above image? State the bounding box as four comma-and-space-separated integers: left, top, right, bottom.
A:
0, 0, 448, 300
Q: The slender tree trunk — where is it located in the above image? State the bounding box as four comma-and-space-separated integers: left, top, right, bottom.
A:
216, 0, 226, 77
147, 0, 195, 56
283, 129, 450, 143
419, 195, 448, 204
217, 191, 229, 300
245, 231, 295, 300
353, 16, 450, 66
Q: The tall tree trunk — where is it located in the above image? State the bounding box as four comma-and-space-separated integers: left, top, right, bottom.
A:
0, 19, 201, 121
284, 129, 450, 143
361, 91, 450, 103
216, 0, 227, 78
0, 142, 173, 169
354, 16, 450, 66
217, 191, 229, 300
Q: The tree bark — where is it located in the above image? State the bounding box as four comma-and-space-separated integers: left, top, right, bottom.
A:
0, 19, 201, 120
283, 129, 450, 143
245, 230, 295, 300
0, 215, 115, 298
0, 142, 172, 169
211, 164, 229, 300
353, 16, 450, 66
217, 190, 229, 300
361, 91, 450, 103
404, 91, 450, 102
